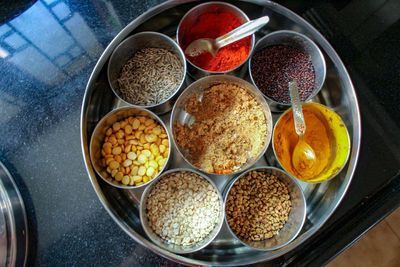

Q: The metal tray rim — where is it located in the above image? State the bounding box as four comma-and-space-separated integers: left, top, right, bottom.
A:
80, 0, 361, 265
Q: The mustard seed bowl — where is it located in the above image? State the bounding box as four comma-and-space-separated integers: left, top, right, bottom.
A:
139, 168, 224, 254
249, 30, 326, 112
223, 166, 306, 251
89, 106, 172, 189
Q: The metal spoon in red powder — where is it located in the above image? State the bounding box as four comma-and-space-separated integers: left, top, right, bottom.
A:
185, 16, 269, 58
181, 11, 253, 72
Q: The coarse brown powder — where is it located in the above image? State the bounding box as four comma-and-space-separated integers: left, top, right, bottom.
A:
174, 83, 268, 174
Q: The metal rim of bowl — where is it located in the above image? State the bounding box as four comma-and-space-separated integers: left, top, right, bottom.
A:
107, 31, 187, 109
223, 166, 306, 251
176, 1, 255, 74
89, 106, 172, 189
170, 74, 273, 177
139, 167, 225, 254
248, 30, 327, 106
272, 102, 351, 183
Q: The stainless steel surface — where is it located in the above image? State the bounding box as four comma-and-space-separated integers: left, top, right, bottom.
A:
176, 1, 255, 79
289, 81, 317, 174
289, 81, 306, 136
139, 168, 224, 254
89, 106, 172, 189
107, 32, 187, 114
185, 16, 269, 57
0, 162, 28, 267
249, 30, 327, 112
80, 0, 361, 265
170, 75, 273, 177
223, 167, 306, 251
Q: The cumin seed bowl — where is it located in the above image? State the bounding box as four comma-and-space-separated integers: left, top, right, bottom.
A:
139, 168, 224, 254
89, 106, 172, 189
224, 166, 306, 251
170, 75, 273, 177
107, 31, 187, 115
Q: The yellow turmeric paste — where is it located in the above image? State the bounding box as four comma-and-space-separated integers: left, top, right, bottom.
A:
274, 106, 331, 181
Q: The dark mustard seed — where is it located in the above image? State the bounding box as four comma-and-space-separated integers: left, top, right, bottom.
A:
251, 45, 315, 104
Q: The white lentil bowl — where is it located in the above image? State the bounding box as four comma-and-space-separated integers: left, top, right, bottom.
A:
140, 168, 224, 254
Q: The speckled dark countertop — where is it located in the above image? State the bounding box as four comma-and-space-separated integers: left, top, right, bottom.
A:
0, 0, 399, 266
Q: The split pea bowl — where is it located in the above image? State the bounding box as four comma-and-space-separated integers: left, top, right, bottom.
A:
89, 107, 172, 189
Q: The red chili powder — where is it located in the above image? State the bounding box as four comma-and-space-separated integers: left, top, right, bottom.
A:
181, 11, 251, 72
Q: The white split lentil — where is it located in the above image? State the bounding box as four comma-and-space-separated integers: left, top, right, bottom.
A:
146, 171, 221, 246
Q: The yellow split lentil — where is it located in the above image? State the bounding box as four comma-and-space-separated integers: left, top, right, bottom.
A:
100, 115, 169, 186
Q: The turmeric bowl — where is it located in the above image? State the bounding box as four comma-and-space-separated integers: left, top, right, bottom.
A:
272, 102, 350, 183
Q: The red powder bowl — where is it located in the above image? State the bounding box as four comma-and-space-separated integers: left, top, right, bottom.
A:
177, 2, 254, 75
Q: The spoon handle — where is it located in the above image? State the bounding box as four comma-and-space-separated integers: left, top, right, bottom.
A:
289, 81, 306, 136
215, 16, 269, 48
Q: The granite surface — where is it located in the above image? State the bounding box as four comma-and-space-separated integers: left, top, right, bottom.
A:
0, 0, 399, 266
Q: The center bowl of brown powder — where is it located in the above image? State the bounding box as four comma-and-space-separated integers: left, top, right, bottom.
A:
172, 76, 272, 175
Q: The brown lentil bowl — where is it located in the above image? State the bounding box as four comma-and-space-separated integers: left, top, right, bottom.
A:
224, 166, 306, 251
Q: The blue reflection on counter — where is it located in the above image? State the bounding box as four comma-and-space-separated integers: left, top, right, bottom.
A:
0, 0, 103, 86
0, 0, 114, 156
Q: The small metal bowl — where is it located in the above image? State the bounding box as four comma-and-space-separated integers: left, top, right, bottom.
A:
177, 1, 254, 79
272, 102, 351, 183
107, 31, 187, 114
89, 107, 172, 189
224, 166, 306, 251
140, 168, 224, 254
170, 75, 273, 176
249, 30, 326, 112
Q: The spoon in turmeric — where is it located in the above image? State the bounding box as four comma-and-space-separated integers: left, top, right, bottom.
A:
289, 81, 317, 176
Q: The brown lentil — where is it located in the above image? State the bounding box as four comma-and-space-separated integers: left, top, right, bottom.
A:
146, 171, 220, 246
225, 170, 292, 241
117, 47, 183, 106
251, 45, 315, 104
